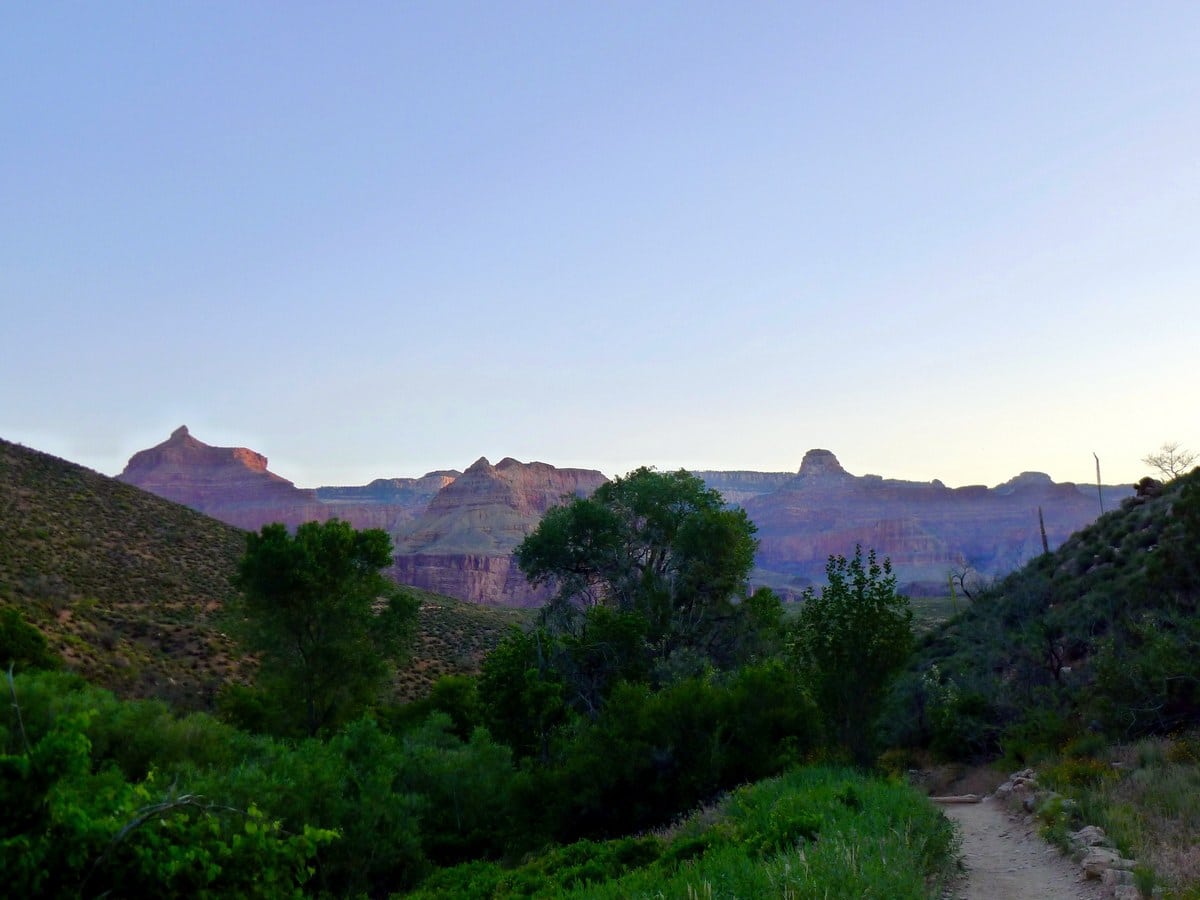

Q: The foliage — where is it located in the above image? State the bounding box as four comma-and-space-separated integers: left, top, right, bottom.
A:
516, 467, 763, 675
789, 546, 913, 765
0, 671, 332, 898
511, 662, 818, 844
893, 467, 1200, 761
0, 607, 60, 672
477, 626, 568, 762
1011, 733, 1200, 896
0, 669, 533, 896
410, 767, 958, 899
232, 520, 419, 736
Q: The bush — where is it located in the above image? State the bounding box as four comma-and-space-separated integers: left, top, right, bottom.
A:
0, 672, 332, 898
0, 607, 60, 672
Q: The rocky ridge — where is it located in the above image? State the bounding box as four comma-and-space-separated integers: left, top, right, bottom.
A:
745, 449, 1131, 597
115, 430, 1131, 605
117, 426, 456, 534
390, 456, 609, 606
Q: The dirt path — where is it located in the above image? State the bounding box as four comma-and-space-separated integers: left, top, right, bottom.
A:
938, 797, 1105, 900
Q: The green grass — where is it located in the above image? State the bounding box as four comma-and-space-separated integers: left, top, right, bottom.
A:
407, 766, 959, 899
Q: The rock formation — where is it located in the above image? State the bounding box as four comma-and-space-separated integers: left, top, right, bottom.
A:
117, 430, 1130, 605
117, 426, 458, 533
389, 456, 609, 606
739, 449, 1132, 597
116, 426, 331, 530
117, 429, 606, 605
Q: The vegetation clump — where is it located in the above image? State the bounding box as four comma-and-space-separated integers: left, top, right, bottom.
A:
887, 466, 1200, 761
229, 520, 419, 737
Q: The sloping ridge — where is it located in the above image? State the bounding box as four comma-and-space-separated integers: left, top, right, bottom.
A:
902, 466, 1200, 752
0, 436, 250, 707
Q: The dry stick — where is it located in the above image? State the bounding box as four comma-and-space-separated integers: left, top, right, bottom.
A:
1038, 506, 1050, 555
1093, 452, 1105, 514
83, 791, 257, 894
6, 663, 32, 758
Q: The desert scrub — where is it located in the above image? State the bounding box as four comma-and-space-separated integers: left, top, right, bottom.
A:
1031, 734, 1200, 896
408, 767, 959, 899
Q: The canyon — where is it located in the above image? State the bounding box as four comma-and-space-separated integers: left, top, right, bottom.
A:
117, 428, 1132, 604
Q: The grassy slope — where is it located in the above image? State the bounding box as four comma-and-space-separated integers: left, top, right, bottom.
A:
409, 766, 958, 899
398, 587, 532, 702
0, 438, 531, 708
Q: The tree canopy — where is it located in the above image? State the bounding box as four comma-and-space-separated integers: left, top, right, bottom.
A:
789, 546, 912, 765
505, 468, 781, 720
233, 519, 418, 737
516, 468, 763, 665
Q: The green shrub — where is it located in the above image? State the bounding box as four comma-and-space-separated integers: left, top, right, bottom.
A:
414, 767, 958, 899
0, 674, 332, 898
0, 607, 60, 672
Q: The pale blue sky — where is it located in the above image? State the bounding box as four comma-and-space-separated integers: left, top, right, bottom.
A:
3, 3, 1197, 488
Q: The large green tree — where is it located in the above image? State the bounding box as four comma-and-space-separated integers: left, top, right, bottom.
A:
233, 520, 417, 737
789, 546, 913, 766
515, 468, 771, 686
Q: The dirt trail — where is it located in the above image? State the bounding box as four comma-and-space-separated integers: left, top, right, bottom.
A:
939, 797, 1105, 900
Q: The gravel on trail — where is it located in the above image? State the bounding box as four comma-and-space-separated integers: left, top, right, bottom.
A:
939, 796, 1107, 900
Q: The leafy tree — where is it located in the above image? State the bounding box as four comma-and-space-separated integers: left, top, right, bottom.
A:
515, 467, 760, 674
233, 520, 418, 737
477, 626, 568, 762
789, 546, 913, 766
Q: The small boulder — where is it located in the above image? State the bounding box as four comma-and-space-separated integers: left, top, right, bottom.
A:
1070, 825, 1109, 849
1081, 847, 1135, 879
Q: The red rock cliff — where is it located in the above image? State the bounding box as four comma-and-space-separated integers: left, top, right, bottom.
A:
389, 456, 608, 605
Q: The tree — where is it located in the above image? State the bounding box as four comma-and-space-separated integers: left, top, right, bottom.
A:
515, 467, 762, 676
233, 520, 417, 737
1143, 442, 1197, 481
789, 546, 913, 766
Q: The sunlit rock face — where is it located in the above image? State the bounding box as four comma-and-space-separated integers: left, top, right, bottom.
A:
118, 430, 606, 605
388, 456, 609, 606
117, 426, 457, 533
117, 426, 331, 530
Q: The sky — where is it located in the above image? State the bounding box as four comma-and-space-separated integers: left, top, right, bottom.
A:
2, 3, 1197, 490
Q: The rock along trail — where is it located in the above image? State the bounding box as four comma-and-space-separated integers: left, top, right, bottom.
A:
938, 796, 1106, 900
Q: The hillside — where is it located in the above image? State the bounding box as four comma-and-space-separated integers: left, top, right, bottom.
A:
890, 467, 1200, 758
0, 438, 529, 708
0, 437, 249, 707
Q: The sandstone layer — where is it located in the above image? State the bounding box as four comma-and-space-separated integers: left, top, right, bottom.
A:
389, 456, 609, 606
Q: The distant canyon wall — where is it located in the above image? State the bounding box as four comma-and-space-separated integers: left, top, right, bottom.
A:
117, 428, 1132, 604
